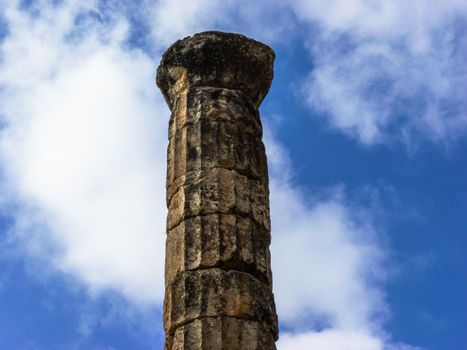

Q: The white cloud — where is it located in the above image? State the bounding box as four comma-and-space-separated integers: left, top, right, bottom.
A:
278, 329, 382, 350
292, 0, 467, 145
271, 196, 384, 329
278, 328, 424, 350
264, 129, 400, 348
150, 0, 228, 45
149, 0, 294, 48
0, 1, 167, 304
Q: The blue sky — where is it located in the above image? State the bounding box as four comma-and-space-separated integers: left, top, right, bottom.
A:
0, 1, 465, 349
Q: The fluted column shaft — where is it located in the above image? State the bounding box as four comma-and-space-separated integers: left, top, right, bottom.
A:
157, 31, 278, 350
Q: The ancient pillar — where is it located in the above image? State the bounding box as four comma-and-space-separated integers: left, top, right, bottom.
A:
156, 31, 278, 350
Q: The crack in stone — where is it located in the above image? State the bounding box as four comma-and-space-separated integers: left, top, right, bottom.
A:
168, 315, 264, 338
168, 117, 262, 141
166, 208, 270, 234
166, 165, 266, 206
165, 260, 271, 289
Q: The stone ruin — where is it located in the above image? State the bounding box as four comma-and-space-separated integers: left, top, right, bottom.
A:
157, 31, 278, 350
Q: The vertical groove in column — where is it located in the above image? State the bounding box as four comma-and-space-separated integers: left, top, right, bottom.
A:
157, 31, 278, 350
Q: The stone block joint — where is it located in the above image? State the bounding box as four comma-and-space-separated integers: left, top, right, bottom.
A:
157, 31, 278, 350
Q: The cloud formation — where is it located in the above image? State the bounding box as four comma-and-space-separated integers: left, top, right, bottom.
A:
265, 131, 390, 349
292, 0, 467, 145
0, 1, 167, 304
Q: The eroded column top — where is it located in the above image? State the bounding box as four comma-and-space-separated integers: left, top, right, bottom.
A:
156, 31, 275, 109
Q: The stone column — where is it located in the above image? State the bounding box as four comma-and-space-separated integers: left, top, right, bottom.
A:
156, 31, 278, 350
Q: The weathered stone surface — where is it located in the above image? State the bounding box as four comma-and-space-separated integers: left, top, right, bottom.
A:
157, 31, 275, 109
167, 167, 270, 232
165, 214, 272, 287
166, 88, 268, 203
164, 269, 278, 339
169, 317, 277, 350
167, 121, 268, 203
157, 31, 278, 349
168, 87, 263, 140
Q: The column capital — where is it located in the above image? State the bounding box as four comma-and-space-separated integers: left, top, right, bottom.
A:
156, 31, 275, 109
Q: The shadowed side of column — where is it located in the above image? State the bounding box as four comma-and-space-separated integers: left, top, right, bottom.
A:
157, 31, 278, 350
